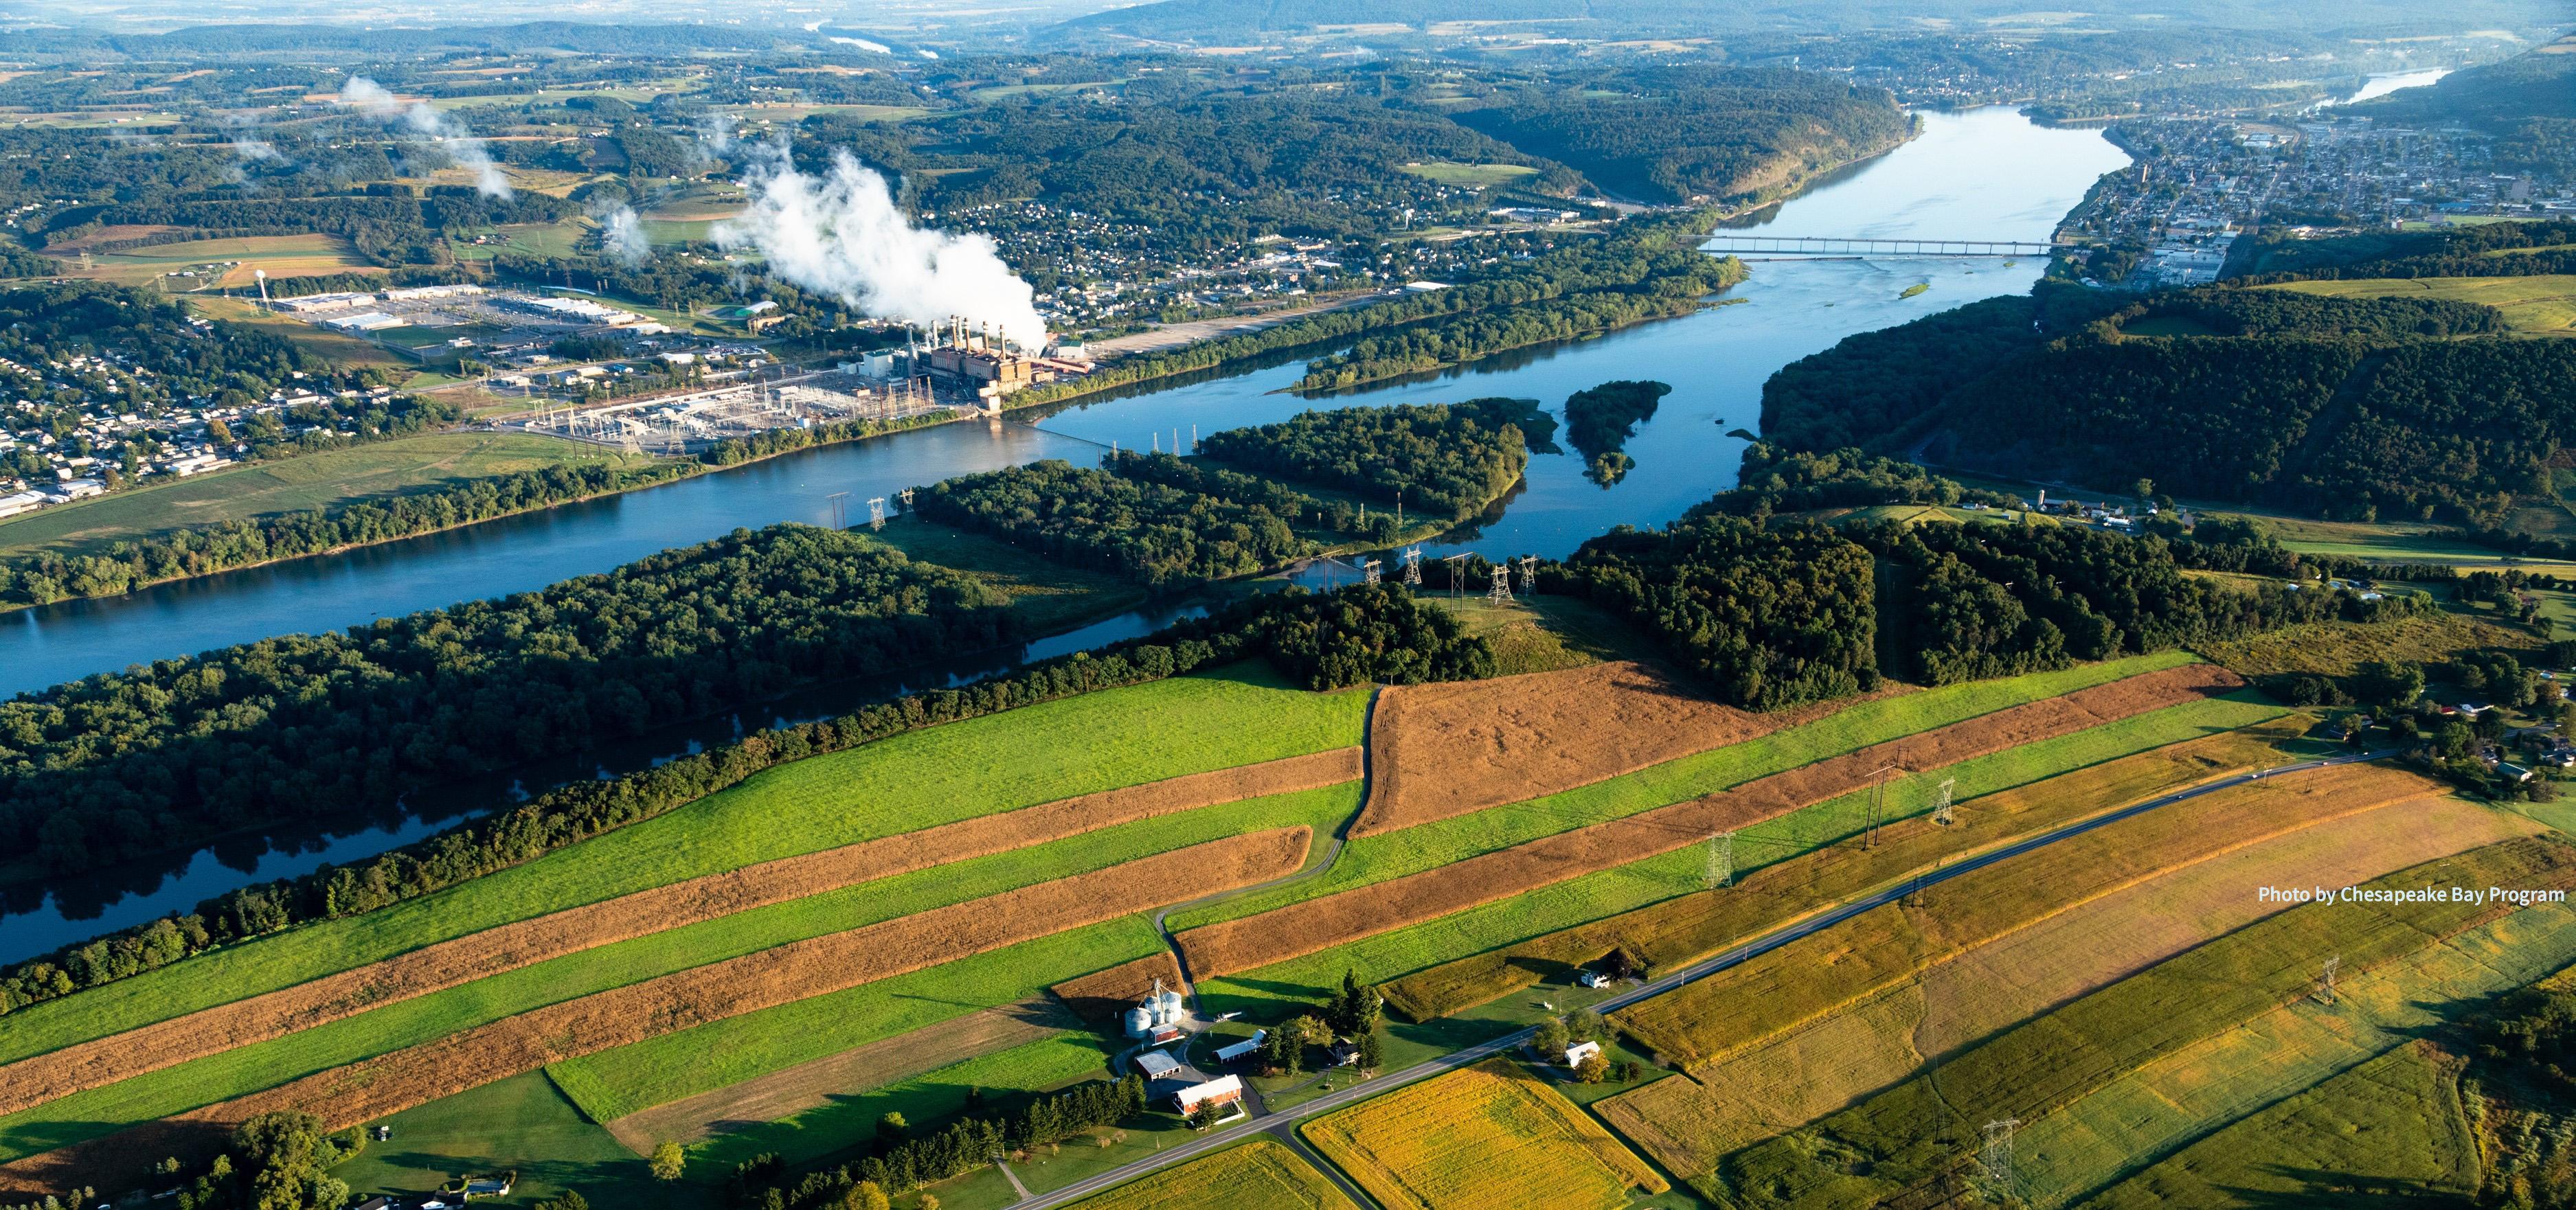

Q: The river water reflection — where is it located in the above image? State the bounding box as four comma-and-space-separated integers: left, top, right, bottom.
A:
0, 105, 2129, 959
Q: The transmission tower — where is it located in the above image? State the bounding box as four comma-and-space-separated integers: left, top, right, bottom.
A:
1363, 558, 1381, 586
1488, 564, 1513, 606
899, 487, 914, 512
1402, 546, 1422, 586
1932, 777, 1958, 827
2314, 956, 2340, 1006
1517, 555, 1539, 595
826, 492, 849, 529
1980, 1119, 2020, 1192
1704, 830, 1734, 890
868, 496, 887, 531
1442, 553, 1469, 600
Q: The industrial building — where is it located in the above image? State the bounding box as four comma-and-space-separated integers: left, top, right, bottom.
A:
916, 317, 1037, 404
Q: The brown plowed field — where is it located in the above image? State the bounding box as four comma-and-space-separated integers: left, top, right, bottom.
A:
604, 997, 1084, 1153
1179, 665, 2241, 979
1359, 662, 1904, 836
1050, 953, 1188, 1025
0, 749, 1355, 1121
0, 829, 1310, 1197
1597, 786, 2522, 1176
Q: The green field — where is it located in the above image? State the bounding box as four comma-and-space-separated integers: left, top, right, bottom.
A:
330, 1072, 681, 1210
858, 514, 1154, 635
0, 433, 657, 560
2266, 275, 2576, 335
0, 668, 1364, 1069
1398, 162, 1541, 187
681, 1034, 1114, 1176
1191, 689, 2285, 1019
0, 776, 1355, 1159
2072, 1044, 2476, 1209
1171, 652, 2203, 936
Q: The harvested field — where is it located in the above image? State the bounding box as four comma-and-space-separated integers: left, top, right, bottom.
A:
0, 749, 1355, 1121
1070, 1138, 1357, 1210
1051, 953, 1187, 1025
603, 997, 1082, 1153
0, 830, 1309, 1197
1381, 717, 2309, 1020
1359, 661, 1906, 835
1182, 665, 2241, 979
1300, 1060, 1666, 1210
1701, 836, 2576, 1210
1595, 787, 2524, 1176
1613, 762, 2448, 1071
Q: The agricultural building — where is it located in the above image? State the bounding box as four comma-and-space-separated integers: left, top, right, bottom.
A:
1134, 1051, 1184, 1080
1214, 1030, 1269, 1064
1125, 978, 1187, 1038
1173, 1075, 1246, 1121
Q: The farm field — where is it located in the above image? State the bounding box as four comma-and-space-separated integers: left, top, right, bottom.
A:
1067, 1138, 1357, 1210
1596, 774, 2516, 1176
2266, 274, 2576, 335
1176, 663, 2247, 983
328, 1071, 680, 1210
2013, 899, 2576, 1207
0, 433, 655, 559
60, 233, 376, 288
2070, 1042, 2478, 1209
1609, 762, 2454, 1071
0, 830, 1311, 1193
1412, 593, 1663, 675
1397, 161, 1542, 187
0, 751, 1359, 1118
1219, 689, 2290, 1025
1693, 836, 2576, 1209
857, 514, 1155, 634
0, 667, 1366, 1071
2196, 607, 2536, 677
1301, 1060, 1667, 1210
1383, 714, 2315, 1021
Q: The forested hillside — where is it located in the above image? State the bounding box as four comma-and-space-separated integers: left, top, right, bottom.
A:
1451, 67, 1914, 204
1761, 279, 2576, 526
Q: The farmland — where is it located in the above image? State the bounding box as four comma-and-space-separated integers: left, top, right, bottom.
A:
58, 233, 376, 288
1070, 1139, 1357, 1210
2266, 274, 2576, 335
1301, 1061, 1666, 1210
1694, 836, 2576, 1209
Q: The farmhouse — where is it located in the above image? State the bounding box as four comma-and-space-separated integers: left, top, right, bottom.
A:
1564, 1041, 1603, 1069
1172, 1075, 1247, 1123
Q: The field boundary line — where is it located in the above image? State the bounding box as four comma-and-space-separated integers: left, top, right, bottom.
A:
0, 748, 1361, 1121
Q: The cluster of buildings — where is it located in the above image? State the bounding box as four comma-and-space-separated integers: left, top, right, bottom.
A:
2063, 113, 2575, 288
0, 342, 392, 521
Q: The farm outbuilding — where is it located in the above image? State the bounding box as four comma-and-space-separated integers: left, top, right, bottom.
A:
1133, 1050, 1183, 1080
1214, 1030, 1269, 1064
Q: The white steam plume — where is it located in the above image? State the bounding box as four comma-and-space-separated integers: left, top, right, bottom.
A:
829, 35, 893, 54
600, 205, 651, 266
716, 143, 1048, 352
336, 77, 512, 198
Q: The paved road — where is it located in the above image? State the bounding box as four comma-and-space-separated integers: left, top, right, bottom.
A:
1010, 749, 2386, 1209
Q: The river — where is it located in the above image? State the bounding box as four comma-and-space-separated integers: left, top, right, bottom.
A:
0, 105, 2129, 961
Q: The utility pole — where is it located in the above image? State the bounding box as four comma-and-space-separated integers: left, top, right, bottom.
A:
826, 492, 848, 529
1864, 766, 1899, 849
1442, 553, 1469, 601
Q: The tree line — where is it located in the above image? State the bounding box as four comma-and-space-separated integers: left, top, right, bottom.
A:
1293, 256, 1741, 391
913, 459, 1309, 588
0, 525, 1021, 882
738, 1077, 1148, 1210
0, 582, 1490, 1016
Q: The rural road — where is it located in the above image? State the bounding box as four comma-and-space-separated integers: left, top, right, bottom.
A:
1009, 747, 2389, 1208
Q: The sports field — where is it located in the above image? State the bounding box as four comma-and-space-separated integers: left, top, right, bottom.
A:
2266, 275, 2576, 335
0, 433, 653, 559
1302, 1061, 1665, 1210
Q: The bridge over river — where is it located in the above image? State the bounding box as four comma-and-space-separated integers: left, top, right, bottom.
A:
1703, 234, 2061, 258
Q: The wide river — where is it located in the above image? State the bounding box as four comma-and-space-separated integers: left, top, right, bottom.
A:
0, 106, 2129, 960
